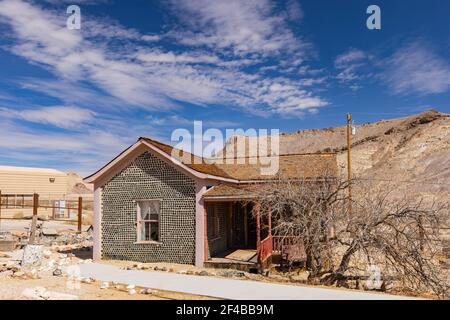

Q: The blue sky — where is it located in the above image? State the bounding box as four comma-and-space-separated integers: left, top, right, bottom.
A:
0, 0, 449, 175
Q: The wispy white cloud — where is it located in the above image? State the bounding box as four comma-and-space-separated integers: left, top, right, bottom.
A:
334, 48, 369, 90
0, 0, 331, 173
0, 106, 95, 129
43, 0, 108, 4
147, 114, 240, 128
285, 0, 304, 21
382, 42, 450, 95
0, 0, 327, 117
167, 0, 308, 58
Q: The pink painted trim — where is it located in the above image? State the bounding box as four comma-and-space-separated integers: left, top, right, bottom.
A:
92, 186, 102, 261
84, 140, 238, 185
195, 180, 210, 267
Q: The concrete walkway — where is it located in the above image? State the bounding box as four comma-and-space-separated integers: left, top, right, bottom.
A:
75, 263, 414, 300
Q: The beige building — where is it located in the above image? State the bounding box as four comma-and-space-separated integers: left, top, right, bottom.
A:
0, 166, 68, 218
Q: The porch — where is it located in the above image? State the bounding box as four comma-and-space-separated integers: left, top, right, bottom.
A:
203, 200, 273, 272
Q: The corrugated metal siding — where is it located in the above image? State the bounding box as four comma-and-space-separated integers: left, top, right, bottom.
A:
0, 171, 67, 196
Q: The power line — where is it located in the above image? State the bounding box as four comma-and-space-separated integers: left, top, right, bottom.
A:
355, 177, 450, 186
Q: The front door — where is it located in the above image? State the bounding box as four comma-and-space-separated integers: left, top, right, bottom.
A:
231, 203, 245, 246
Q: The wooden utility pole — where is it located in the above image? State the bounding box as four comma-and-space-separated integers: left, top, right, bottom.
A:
77, 197, 83, 233
29, 193, 39, 244
347, 113, 352, 214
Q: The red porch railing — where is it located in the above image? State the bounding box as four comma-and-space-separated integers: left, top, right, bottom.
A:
272, 236, 300, 253
258, 234, 273, 263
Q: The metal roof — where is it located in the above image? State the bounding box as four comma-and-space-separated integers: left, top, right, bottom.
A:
0, 166, 66, 175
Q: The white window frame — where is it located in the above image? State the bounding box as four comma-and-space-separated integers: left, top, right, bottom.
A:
136, 199, 161, 244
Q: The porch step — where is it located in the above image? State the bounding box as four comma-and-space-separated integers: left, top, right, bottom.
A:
204, 260, 258, 273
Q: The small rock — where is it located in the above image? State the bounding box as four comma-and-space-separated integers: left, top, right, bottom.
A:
177, 270, 187, 274
381, 281, 395, 291
22, 244, 44, 267
52, 268, 62, 276
197, 271, 209, 276
43, 250, 52, 258
13, 271, 25, 278
139, 288, 156, 295
26, 268, 40, 279
42, 229, 58, 237
81, 278, 93, 284
128, 289, 136, 295
154, 266, 167, 272
289, 271, 310, 283
100, 282, 109, 289
218, 270, 245, 278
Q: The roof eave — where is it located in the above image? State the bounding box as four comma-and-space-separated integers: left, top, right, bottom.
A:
83, 139, 239, 185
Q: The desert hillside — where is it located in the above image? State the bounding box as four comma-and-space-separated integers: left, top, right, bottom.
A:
224, 110, 450, 201
66, 172, 93, 195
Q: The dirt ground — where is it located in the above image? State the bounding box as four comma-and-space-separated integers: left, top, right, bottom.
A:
0, 268, 213, 300
0, 219, 443, 300
0, 223, 215, 300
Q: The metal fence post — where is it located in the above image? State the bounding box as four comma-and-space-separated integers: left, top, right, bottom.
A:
0, 190, 2, 230
29, 193, 39, 244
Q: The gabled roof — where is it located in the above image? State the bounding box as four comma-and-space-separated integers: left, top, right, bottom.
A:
141, 138, 337, 180
215, 153, 337, 180
141, 138, 233, 179
84, 137, 337, 185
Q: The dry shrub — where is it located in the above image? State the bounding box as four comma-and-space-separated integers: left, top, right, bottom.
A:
252, 176, 449, 298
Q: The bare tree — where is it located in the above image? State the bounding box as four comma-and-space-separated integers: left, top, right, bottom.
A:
251, 177, 449, 298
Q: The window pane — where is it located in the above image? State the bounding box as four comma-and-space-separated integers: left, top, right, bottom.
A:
150, 222, 159, 241
139, 222, 145, 241
139, 201, 159, 220
145, 222, 151, 241
137, 200, 160, 242
139, 202, 150, 220
149, 202, 159, 215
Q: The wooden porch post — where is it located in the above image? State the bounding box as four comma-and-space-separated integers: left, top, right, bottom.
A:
268, 205, 272, 237
244, 203, 248, 247
255, 202, 261, 258
204, 204, 208, 261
